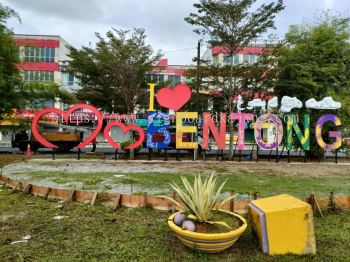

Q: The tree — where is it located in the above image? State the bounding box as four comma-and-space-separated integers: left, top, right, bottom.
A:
274, 13, 350, 157
0, 4, 22, 120
0, 4, 76, 125
69, 28, 161, 114
185, 0, 284, 157
21, 82, 77, 109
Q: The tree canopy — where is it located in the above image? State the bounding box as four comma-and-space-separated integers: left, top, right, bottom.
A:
185, 0, 284, 53
0, 3, 76, 123
274, 13, 350, 156
185, 0, 284, 156
0, 4, 22, 120
275, 13, 350, 128
69, 28, 161, 114
21, 82, 77, 109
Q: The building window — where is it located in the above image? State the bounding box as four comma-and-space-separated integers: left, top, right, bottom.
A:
61, 72, 75, 86
243, 54, 259, 64
243, 54, 250, 63
234, 54, 239, 65
167, 75, 181, 86
146, 74, 165, 85
213, 55, 219, 65
224, 54, 240, 65
33, 99, 55, 109
24, 47, 55, 62
24, 71, 54, 82
68, 73, 74, 85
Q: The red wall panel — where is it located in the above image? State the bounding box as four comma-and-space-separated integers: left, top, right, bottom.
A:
17, 62, 59, 71
211, 46, 265, 55
15, 39, 60, 48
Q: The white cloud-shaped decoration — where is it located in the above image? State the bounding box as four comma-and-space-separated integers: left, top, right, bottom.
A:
305, 97, 341, 110
267, 96, 278, 110
236, 95, 245, 112
280, 96, 302, 113
247, 99, 266, 111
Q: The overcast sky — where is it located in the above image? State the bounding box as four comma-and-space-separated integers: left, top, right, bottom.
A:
3, 0, 349, 65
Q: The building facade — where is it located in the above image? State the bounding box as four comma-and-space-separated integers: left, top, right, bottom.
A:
202, 45, 265, 67
14, 34, 80, 108
146, 58, 192, 87
0, 34, 82, 147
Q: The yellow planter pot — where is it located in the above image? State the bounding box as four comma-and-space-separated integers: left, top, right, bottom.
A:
168, 210, 247, 253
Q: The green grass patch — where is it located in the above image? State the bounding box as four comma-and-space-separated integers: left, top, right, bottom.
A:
0, 188, 349, 261
23, 169, 350, 198
52, 177, 73, 184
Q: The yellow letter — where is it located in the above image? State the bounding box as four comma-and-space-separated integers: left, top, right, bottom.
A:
176, 112, 198, 149
147, 83, 156, 111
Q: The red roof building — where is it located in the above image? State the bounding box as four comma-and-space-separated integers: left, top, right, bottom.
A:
203, 45, 267, 66
147, 59, 193, 87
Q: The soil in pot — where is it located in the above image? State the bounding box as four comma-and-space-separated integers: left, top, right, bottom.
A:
192, 211, 243, 234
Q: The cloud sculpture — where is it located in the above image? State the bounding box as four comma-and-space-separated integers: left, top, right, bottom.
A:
305, 97, 341, 110
267, 96, 278, 110
280, 96, 302, 113
236, 95, 245, 112
247, 99, 266, 111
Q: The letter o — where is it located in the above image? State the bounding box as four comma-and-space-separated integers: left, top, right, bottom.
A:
254, 114, 283, 150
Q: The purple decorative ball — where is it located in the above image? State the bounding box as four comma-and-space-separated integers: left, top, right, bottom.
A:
182, 220, 196, 232
174, 214, 186, 227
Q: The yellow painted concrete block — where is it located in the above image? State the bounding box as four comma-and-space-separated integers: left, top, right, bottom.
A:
248, 194, 316, 255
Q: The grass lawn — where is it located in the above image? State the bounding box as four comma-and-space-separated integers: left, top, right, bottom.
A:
1, 155, 350, 261
0, 188, 350, 261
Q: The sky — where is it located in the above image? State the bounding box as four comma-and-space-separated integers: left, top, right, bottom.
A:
3, 0, 349, 65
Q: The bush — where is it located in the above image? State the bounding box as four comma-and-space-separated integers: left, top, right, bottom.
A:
120, 140, 142, 153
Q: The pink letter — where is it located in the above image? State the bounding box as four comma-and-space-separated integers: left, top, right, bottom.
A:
203, 112, 226, 150
230, 113, 254, 150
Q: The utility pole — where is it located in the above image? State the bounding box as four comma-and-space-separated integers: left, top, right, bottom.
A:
194, 40, 202, 161
196, 40, 201, 97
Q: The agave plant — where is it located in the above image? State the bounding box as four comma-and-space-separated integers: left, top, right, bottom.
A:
163, 174, 237, 229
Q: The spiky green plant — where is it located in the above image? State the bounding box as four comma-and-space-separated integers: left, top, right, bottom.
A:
163, 174, 237, 229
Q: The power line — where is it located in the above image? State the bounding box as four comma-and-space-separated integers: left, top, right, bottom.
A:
163, 47, 197, 53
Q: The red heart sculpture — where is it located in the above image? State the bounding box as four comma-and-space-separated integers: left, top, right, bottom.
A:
31, 104, 103, 149
104, 122, 145, 149
156, 83, 191, 111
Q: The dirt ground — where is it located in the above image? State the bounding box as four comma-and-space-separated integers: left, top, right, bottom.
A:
3, 158, 350, 177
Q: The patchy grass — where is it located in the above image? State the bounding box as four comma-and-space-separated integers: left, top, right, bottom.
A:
2, 156, 350, 197
22, 169, 350, 198
0, 188, 349, 261
120, 171, 350, 197
52, 177, 72, 184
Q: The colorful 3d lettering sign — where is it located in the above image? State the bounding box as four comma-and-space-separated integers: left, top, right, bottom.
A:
32, 83, 343, 153
156, 83, 191, 111
230, 113, 254, 150
176, 112, 198, 149
32, 104, 103, 149
146, 112, 170, 149
104, 121, 144, 150
286, 114, 310, 151
315, 114, 342, 151
203, 112, 226, 150
254, 114, 284, 150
